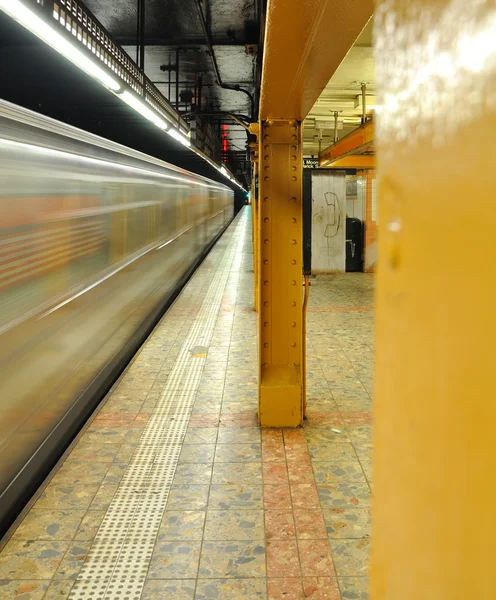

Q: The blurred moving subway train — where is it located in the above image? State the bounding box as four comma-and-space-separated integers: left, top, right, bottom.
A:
0, 99, 234, 529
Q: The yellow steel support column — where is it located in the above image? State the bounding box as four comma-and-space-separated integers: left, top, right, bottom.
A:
257, 0, 373, 426
252, 161, 260, 312
258, 119, 303, 427
250, 123, 260, 312
372, 0, 496, 598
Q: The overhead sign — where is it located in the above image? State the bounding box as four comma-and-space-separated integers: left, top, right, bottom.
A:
303, 158, 319, 169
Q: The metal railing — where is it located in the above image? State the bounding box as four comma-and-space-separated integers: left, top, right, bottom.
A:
31, 0, 189, 134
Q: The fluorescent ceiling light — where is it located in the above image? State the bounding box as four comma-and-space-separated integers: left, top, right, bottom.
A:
166, 128, 191, 147
0, 2, 247, 190
313, 99, 356, 107
353, 105, 378, 112
216, 165, 246, 191
0, 0, 121, 92
354, 95, 378, 110
120, 91, 168, 130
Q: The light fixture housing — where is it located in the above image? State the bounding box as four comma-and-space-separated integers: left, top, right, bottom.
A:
120, 91, 168, 130
0, 0, 121, 92
354, 95, 378, 110
0, 1, 248, 191
166, 128, 191, 147
216, 165, 246, 190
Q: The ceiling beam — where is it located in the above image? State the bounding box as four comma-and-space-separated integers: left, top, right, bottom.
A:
118, 38, 252, 47
259, 0, 373, 120
322, 155, 376, 169
320, 120, 374, 165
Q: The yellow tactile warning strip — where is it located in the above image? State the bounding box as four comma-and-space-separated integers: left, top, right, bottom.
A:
0, 207, 374, 600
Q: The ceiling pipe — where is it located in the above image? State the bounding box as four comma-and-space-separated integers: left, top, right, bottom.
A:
181, 112, 250, 127
195, 0, 255, 120
227, 114, 251, 132
332, 110, 342, 143
136, 0, 146, 78
135, 1, 139, 65
176, 49, 180, 109
361, 82, 367, 125
255, 0, 266, 117
139, 0, 145, 74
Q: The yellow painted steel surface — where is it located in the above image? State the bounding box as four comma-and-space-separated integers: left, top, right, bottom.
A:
251, 161, 260, 312
372, 0, 496, 598
258, 120, 303, 427
257, 0, 372, 425
260, 0, 374, 120
320, 121, 375, 165
323, 155, 376, 169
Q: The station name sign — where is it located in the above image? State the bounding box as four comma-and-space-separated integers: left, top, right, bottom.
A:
303, 158, 319, 169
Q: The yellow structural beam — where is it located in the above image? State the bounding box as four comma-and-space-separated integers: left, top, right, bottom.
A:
372, 0, 496, 598
251, 162, 259, 312
249, 123, 260, 312
320, 120, 374, 165
257, 0, 373, 427
260, 0, 374, 120
258, 120, 303, 427
323, 155, 376, 169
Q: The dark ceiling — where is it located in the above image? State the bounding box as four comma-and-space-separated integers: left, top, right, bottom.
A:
0, 0, 264, 188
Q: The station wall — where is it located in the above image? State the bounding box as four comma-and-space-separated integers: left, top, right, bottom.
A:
311, 170, 346, 273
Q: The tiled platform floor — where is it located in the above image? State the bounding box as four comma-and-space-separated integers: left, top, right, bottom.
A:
0, 208, 374, 599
